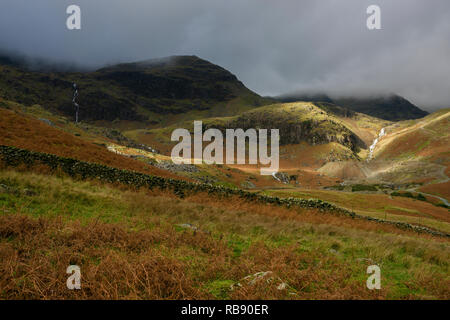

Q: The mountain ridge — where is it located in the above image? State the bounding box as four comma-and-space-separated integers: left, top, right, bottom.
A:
0, 55, 271, 124
0, 53, 431, 123
275, 92, 428, 121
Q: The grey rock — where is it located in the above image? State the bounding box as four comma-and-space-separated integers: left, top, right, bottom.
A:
154, 160, 199, 173
272, 172, 290, 184
0, 184, 9, 193
176, 223, 198, 231
23, 188, 36, 196
241, 181, 256, 189
39, 118, 54, 126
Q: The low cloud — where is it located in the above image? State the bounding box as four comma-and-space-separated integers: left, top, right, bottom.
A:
0, 0, 449, 110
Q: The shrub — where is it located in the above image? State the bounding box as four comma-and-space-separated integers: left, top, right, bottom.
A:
351, 184, 377, 192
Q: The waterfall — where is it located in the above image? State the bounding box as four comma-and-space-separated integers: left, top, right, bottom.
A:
272, 171, 281, 182
72, 83, 80, 123
368, 127, 385, 160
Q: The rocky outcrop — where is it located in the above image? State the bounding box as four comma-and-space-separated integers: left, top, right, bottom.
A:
38, 118, 54, 126
208, 112, 366, 152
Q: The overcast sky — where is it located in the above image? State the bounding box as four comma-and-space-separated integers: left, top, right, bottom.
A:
1, 0, 449, 110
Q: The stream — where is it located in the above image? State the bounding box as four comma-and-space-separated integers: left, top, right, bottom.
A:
72, 83, 79, 123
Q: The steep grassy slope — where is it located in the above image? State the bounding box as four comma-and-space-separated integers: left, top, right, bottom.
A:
0, 102, 287, 189
205, 102, 367, 151
0, 107, 182, 180
319, 108, 449, 170
316, 109, 450, 213
376, 109, 450, 162
119, 101, 391, 189
0, 169, 448, 299
373, 109, 450, 200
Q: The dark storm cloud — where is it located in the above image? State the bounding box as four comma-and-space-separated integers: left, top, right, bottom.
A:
1, 0, 449, 110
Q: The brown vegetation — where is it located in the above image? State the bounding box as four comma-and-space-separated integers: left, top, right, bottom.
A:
0, 169, 448, 299
0, 108, 183, 180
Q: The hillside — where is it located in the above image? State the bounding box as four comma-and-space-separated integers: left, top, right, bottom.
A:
0, 106, 182, 180
0, 100, 285, 189
1, 57, 447, 211
315, 108, 450, 223
277, 93, 428, 121
132, 101, 388, 162
374, 109, 450, 201
0, 148, 449, 299
0, 55, 449, 300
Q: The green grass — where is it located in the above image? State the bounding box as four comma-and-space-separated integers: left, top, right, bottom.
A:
392, 191, 427, 201
262, 188, 450, 234
351, 184, 378, 192
204, 280, 235, 299
0, 169, 449, 299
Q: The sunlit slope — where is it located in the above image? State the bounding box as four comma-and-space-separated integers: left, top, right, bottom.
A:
318, 109, 449, 186
0, 107, 182, 179
0, 102, 285, 189
376, 109, 449, 161
374, 109, 450, 199
128, 102, 387, 158
265, 187, 450, 234
121, 102, 391, 188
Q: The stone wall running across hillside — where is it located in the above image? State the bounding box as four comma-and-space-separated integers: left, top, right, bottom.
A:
0, 145, 447, 238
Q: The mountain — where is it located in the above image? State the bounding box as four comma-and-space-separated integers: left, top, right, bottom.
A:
276, 92, 428, 121
332, 95, 428, 121
0, 55, 271, 125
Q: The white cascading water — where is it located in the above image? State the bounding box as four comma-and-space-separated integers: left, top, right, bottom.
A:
72, 83, 80, 123
368, 127, 385, 161
272, 171, 280, 182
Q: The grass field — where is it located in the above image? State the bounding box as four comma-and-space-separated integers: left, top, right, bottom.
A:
0, 169, 448, 299
264, 188, 450, 234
